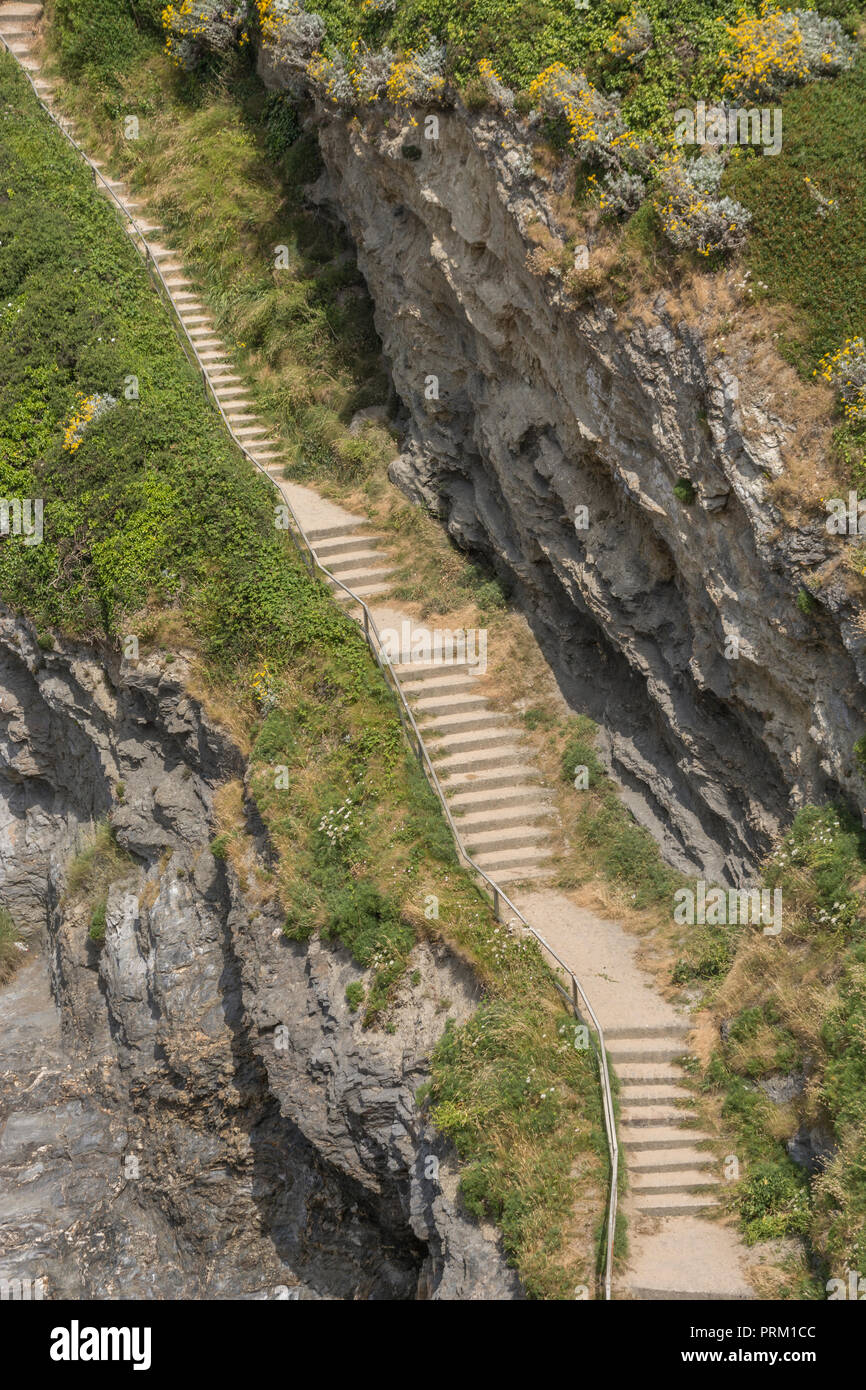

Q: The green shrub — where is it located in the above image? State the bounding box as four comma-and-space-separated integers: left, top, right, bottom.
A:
738, 1161, 811, 1244
345, 981, 365, 1012
672, 926, 740, 984
561, 732, 605, 789
797, 586, 818, 616
0, 905, 24, 983
673, 478, 697, 504
88, 897, 108, 943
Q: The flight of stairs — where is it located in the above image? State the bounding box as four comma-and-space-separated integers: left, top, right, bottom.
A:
0, 3, 289, 479
608, 1023, 720, 1222
287, 509, 559, 886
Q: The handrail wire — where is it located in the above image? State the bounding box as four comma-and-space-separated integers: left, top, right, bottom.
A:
4, 38, 619, 1299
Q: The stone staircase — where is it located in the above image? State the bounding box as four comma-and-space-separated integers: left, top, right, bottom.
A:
608, 1024, 720, 1221
282, 493, 559, 887
0, 2, 288, 477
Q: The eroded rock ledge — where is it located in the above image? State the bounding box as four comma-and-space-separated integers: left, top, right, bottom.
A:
0, 615, 519, 1299
283, 91, 866, 883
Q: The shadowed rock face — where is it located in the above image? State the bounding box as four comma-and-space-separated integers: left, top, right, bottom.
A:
0, 616, 519, 1300
291, 99, 866, 885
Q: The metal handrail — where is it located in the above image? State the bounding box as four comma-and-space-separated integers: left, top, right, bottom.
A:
5, 38, 618, 1299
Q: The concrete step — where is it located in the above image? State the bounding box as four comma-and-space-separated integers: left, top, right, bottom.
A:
457, 802, 553, 832
630, 1148, 717, 1174
325, 563, 393, 587
467, 825, 552, 856
615, 1061, 688, 1086
305, 522, 367, 542
473, 845, 554, 872
429, 727, 517, 758
621, 1105, 696, 1129
324, 548, 388, 574
444, 766, 543, 794
607, 1039, 690, 1064
621, 1126, 713, 1152
0, 5, 45, 15
450, 785, 551, 814
619, 1085, 692, 1107
632, 1170, 721, 1195
434, 746, 527, 776
420, 709, 506, 737
398, 673, 478, 701
414, 693, 490, 720
218, 400, 254, 414
395, 660, 475, 684
484, 863, 554, 885
314, 533, 387, 559
626, 1286, 755, 1302
606, 1023, 690, 1040
634, 1193, 719, 1217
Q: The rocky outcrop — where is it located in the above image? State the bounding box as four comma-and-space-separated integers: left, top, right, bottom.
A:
0, 615, 519, 1299
272, 91, 866, 885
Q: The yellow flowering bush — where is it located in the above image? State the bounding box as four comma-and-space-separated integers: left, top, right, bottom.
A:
721, 4, 855, 103
308, 39, 446, 108
815, 340, 866, 424
251, 661, 278, 713
653, 152, 751, 257
162, 0, 246, 70
476, 57, 514, 111
62, 393, 118, 453
605, 6, 652, 64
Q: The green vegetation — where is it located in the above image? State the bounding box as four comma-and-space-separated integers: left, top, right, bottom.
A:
558, 715, 682, 909
62, 820, 135, 944
430, 997, 608, 1299
0, 905, 24, 983
679, 805, 866, 1284
345, 980, 365, 1011
673, 477, 697, 504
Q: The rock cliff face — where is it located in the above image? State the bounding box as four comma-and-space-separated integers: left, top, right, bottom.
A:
0, 615, 518, 1299
272, 89, 866, 884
